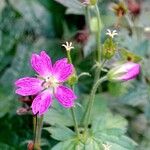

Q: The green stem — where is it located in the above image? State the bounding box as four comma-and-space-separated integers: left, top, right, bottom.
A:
95, 4, 102, 62
67, 51, 72, 64
85, 6, 91, 33
33, 116, 36, 136
83, 76, 107, 130
66, 50, 80, 138
94, 59, 107, 84
71, 107, 80, 137
33, 115, 43, 150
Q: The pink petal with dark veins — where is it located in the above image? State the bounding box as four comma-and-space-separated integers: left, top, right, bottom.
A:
55, 85, 77, 108
15, 77, 43, 96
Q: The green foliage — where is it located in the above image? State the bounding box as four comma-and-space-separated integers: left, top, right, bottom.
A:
46, 112, 137, 150
119, 82, 149, 107
54, 0, 84, 15
44, 94, 108, 126
45, 95, 137, 149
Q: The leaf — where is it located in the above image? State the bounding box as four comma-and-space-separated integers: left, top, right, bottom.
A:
44, 100, 75, 126
55, 0, 84, 15
134, 40, 150, 57
92, 112, 127, 134
0, 87, 13, 118
45, 124, 75, 141
92, 113, 137, 150
108, 82, 128, 97
44, 94, 108, 126
9, 0, 54, 37
0, 0, 5, 14
0, 5, 25, 72
119, 82, 148, 107
0, 43, 39, 117
50, 112, 137, 150
51, 139, 76, 150
46, 100, 136, 150
84, 138, 102, 150
0, 143, 15, 150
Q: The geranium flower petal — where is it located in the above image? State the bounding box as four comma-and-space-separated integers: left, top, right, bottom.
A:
31, 51, 52, 76
53, 58, 74, 82
55, 85, 77, 108
31, 90, 52, 115
119, 63, 140, 81
15, 77, 43, 96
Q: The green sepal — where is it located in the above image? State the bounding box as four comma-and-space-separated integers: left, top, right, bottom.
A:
102, 37, 117, 59
67, 74, 78, 86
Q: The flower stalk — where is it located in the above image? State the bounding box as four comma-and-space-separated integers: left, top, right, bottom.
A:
83, 76, 107, 130
64, 42, 80, 138
70, 102, 80, 138
33, 115, 43, 150
83, 2, 107, 131
95, 4, 102, 62
93, 3, 103, 86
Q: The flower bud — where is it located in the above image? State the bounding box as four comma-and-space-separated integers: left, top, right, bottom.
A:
107, 62, 140, 82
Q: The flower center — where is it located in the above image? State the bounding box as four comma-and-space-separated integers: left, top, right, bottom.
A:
43, 76, 59, 89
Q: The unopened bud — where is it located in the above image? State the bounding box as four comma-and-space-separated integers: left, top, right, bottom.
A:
107, 62, 140, 82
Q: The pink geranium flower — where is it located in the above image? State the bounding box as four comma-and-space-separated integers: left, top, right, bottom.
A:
15, 51, 77, 115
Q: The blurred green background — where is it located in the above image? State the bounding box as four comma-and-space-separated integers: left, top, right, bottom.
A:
0, 0, 150, 149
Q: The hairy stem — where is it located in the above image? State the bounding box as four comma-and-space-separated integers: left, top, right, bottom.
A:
66, 50, 80, 137
95, 4, 102, 62
71, 106, 80, 137
83, 76, 107, 130
94, 59, 107, 84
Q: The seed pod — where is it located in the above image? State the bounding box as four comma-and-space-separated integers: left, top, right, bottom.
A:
102, 37, 117, 59
90, 0, 97, 5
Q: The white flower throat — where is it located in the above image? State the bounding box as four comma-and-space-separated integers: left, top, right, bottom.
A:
42, 76, 59, 89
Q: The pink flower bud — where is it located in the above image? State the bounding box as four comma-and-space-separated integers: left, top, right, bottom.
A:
107, 62, 140, 81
